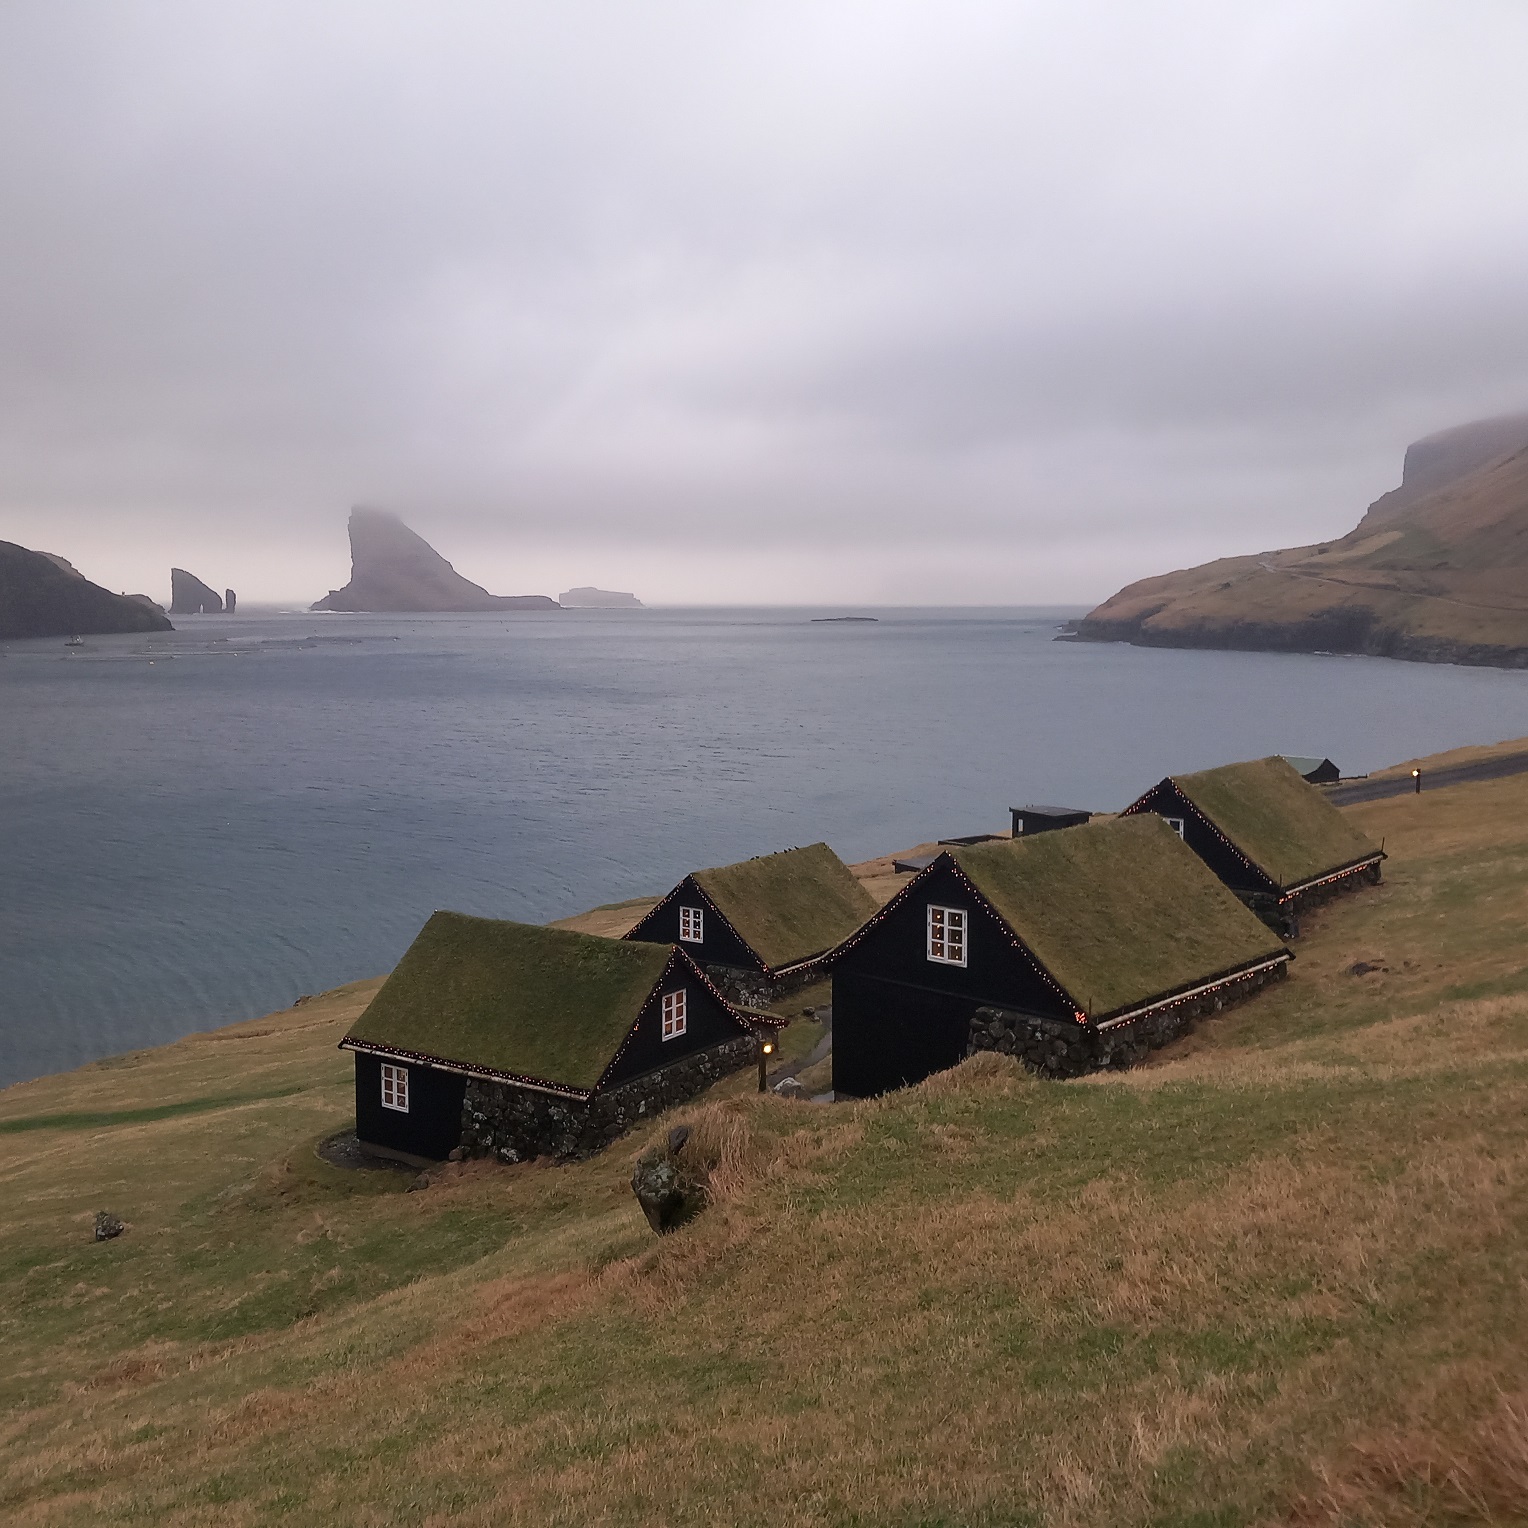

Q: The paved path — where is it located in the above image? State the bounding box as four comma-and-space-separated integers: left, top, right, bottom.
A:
1329, 750, 1528, 805
768, 1008, 833, 1084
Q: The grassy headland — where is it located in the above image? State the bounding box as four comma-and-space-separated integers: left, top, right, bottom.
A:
5, 745, 1528, 1525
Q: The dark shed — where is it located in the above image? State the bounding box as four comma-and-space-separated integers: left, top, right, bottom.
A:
1010, 805, 1093, 837
828, 815, 1291, 1097
625, 842, 877, 1007
341, 912, 765, 1166
1119, 756, 1383, 922
1279, 755, 1341, 786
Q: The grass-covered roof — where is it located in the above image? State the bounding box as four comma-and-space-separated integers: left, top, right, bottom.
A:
1171, 756, 1381, 890
693, 842, 878, 972
343, 912, 675, 1091
950, 816, 1288, 1020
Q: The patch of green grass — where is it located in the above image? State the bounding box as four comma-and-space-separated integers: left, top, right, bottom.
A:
0, 1086, 308, 1133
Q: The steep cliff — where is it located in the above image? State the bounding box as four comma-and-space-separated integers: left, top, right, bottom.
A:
1070, 416, 1528, 669
170, 568, 224, 614
312, 509, 558, 612
0, 542, 173, 639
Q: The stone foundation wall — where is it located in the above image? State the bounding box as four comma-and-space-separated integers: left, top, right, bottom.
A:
1245, 861, 1381, 937
1284, 861, 1383, 922
458, 1036, 756, 1165
967, 963, 1288, 1078
705, 963, 819, 1012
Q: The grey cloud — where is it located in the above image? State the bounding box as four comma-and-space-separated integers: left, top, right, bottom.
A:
1, 1, 1527, 602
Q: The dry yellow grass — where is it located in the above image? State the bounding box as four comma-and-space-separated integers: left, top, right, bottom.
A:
548, 896, 662, 938
5, 742, 1528, 1525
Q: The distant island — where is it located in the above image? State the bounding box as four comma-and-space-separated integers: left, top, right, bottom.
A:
558, 587, 643, 608
1068, 414, 1528, 669
312, 508, 559, 613
811, 616, 879, 623
0, 541, 172, 640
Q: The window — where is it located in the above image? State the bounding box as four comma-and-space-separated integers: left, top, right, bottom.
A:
678, 905, 704, 943
927, 905, 967, 966
380, 1063, 409, 1113
1164, 816, 1186, 839
662, 989, 688, 1040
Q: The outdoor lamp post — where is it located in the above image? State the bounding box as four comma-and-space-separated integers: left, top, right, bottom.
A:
1413, 768, 1422, 795
757, 1035, 775, 1092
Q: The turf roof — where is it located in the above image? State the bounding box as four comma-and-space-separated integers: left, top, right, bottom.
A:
343, 912, 675, 1091
1170, 755, 1381, 890
949, 815, 1288, 1020
692, 842, 878, 971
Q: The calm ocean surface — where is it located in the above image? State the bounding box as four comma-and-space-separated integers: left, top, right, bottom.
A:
5, 605, 1528, 1088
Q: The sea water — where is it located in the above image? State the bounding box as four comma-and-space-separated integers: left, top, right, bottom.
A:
4, 605, 1528, 1088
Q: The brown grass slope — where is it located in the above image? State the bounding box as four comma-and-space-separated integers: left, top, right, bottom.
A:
6, 748, 1528, 1524
1073, 426, 1528, 667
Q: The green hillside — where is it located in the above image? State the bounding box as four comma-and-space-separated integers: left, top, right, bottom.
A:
1072, 420, 1528, 668
6, 750, 1528, 1525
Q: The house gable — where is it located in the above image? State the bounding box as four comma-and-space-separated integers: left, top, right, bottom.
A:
598, 948, 756, 1090
624, 876, 766, 972
1122, 779, 1278, 898
831, 855, 1077, 1018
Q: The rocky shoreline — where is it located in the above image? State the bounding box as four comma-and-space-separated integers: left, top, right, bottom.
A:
1062, 612, 1528, 670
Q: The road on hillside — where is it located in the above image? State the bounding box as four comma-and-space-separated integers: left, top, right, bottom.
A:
1329, 750, 1528, 805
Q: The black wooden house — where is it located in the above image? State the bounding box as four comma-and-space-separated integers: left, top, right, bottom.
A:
625, 842, 877, 1008
1010, 805, 1093, 837
828, 814, 1291, 1097
341, 912, 766, 1166
1119, 756, 1383, 924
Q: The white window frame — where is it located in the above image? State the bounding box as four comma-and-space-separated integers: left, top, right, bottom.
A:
927, 905, 968, 966
1164, 816, 1186, 839
661, 988, 688, 1041
380, 1062, 410, 1113
678, 905, 704, 943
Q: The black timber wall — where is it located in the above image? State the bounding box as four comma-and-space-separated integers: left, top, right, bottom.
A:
602, 951, 751, 1088
831, 859, 1074, 1097
627, 876, 764, 972
354, 1053, 468, 1162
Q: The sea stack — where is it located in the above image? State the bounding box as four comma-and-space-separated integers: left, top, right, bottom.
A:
1, 542, 173, 639
311, 508, 558, 612
170, 569, 224, 615
225, 589, 237, 614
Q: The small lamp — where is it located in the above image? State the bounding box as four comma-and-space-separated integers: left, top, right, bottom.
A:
1412, 768, 1421, 795
757, 1036, 775, 1092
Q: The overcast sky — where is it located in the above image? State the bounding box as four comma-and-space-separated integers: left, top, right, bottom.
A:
2, 2, 1527, 606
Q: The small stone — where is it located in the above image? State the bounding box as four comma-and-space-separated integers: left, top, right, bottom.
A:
94, 1211, 125, 1242
447, 1147, 463, 1162
667, 1124, 693, 1155
773, 1077, 806, 1099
